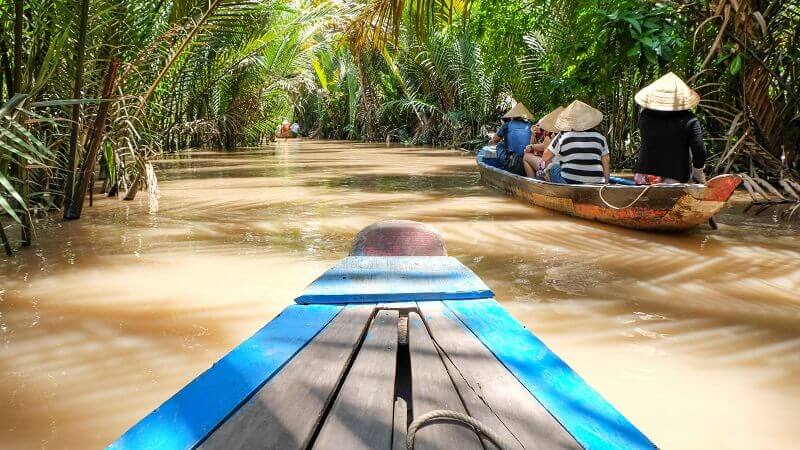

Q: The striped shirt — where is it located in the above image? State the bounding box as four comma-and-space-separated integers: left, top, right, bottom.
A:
547, 129, 609, 184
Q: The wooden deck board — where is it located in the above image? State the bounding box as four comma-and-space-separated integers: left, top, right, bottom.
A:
391, 397, 407, 450
408, 312, 483, 450
445, 298, 656, 449
418, 302, 582, 450
198, 306, 373, 450
312, 310, 399, 450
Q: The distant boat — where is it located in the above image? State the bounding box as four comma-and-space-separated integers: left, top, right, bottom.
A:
109, 221, 655, 450
477, 147, 741, 231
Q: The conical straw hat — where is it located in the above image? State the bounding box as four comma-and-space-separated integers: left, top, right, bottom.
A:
554, 100, 603, 132
635, 72, 700, 111
537, 106, 564, 133
502, 102, 533, 120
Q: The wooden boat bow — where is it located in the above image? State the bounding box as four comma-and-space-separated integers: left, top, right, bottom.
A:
108, 221, 656, 450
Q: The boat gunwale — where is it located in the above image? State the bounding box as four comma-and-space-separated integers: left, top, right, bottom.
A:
476, 150, 709, 194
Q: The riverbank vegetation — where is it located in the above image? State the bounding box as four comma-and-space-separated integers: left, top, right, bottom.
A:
1, 0, 798, 251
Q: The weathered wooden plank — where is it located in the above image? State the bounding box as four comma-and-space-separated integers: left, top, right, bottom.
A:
108, 304, 342, 450
198, 306, 375, 450
445, 299, 656, 450
295, 256, 493, 304
407, 312, 483, 450
313, 309, 399, 450
418, 301, 581, 450
391, 397, 407, 450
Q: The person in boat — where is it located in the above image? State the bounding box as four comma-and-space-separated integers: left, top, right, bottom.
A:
527, 100, 610, 184
633, 72, 707, 184
523, 106, 563, 178
488, 102, 533, 176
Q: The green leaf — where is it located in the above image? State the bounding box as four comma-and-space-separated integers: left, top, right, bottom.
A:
626, 44, 641, 59
104, 143, 116, 186
29, 98, 113, 107
643, 18, 660, 29
311, 58, 328, 92
661, 45, 674, 61
0, 195, 22, 224
730, 54, 742, 75
9, 121, 53, 158
639, 36, 655, 47
623, 17, 642, 34
32, 30, 69, 95
0, 123, 50, 163
644, 46, 658, 64
0, 172, 25, 209
0, 140, 38, 164
0, 94, 29, 116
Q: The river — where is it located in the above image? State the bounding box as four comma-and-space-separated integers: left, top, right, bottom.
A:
1, 140, 799, 449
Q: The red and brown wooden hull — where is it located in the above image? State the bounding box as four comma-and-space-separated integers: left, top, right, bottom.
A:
477, 151, 741, 231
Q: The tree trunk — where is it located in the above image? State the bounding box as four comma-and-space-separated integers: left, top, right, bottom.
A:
0, 39, 13, 103
64, 59, 119, 220
13, 0, 31, 246
123, 174, 140, 200
12, 0, 22, 96
62, 0, 90, 217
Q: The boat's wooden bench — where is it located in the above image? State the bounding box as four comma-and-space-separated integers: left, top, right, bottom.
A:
109, 237, 654, 450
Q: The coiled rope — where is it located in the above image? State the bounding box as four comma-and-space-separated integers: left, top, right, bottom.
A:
598, 184, 652, 210
406, 410, 509, 450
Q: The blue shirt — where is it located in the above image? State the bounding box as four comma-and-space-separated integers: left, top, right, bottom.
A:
496, 119, 532, 158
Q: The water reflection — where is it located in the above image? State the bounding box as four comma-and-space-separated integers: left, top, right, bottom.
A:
1, 139, 799, 449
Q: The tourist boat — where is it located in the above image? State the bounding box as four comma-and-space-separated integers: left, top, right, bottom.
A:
109, 221, 655, 450
477, 147, 741, 231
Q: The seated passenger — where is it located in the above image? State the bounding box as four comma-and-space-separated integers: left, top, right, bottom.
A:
523, 106, 563, 178
488, 103, 533, 176
540, 100, 610, 184
633, 72, 707, 184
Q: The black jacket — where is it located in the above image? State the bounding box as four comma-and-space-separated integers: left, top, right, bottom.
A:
635, 109, 706, 182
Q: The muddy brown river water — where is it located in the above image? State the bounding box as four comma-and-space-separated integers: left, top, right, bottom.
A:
1, 140, 799, 449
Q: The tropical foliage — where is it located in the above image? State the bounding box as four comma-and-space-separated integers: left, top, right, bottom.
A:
299, 0, 799, 178
1, 0, 799, 252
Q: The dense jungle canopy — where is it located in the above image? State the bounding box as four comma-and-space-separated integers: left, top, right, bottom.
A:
0, 0, 798, 250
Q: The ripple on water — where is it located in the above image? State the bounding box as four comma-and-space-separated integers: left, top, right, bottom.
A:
0, 141, 798, 450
